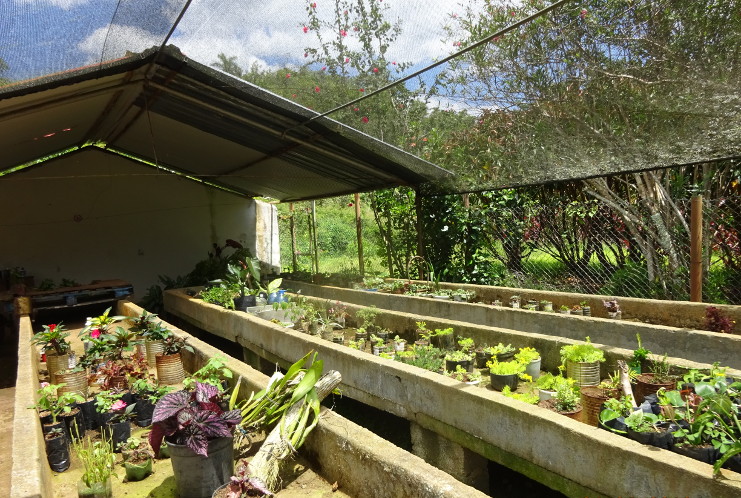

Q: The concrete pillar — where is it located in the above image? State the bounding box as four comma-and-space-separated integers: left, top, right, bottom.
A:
410, 421, 489, 493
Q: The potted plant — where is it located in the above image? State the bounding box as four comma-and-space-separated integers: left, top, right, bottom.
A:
558, 305, 570, 314
103, 399, 137, 451
444, 349, 473, 373
535, 373, 574, 402
634, 354, 676, 404
539, 380, 582, 420
490, 342, 515, 362
392, 335, 407, 352
515, 347, 541, 380
560, 337, 605, 387
580, 300, 591, 316
570, 304, 583, 316
31, 382, 85, 443
44, 427, 70, 473
225, 258, 261, 309
149, 382, 241, 498
628, 333, 651, 374
445, 364, 482, 384
487, 359, 527, 392
427, 327, 454, 350
452, 288, 474, 302
369, 334, 386, 355
509, 295, 521, 309
355, 306, 381, 336
581, 371, 622, 427
80, 306, 127, 352
119, 436, 155, 481
32, 322, 72, 384
474, 344, 494, 368
55, 365, 89, 399
603, 299, 621, 319
539, 300, 553, 312
138, 316, 173, 366
199, 285, 237, 310
130, 378, 173, 427
73, 433, 116, 497
623, 411, 673, 449
156, 335, 194, 385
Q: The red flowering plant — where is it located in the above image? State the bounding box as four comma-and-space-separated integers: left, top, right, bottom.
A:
31, 322, 71, 355
149, 382, 241, 457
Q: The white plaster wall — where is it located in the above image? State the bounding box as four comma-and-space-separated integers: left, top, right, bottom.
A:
0, 148, 264, 300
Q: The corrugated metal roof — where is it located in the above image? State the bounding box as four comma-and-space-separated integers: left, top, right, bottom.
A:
0, 45, 451, 202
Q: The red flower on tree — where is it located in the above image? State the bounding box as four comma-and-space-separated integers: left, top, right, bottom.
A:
340, 29, 347, 37
286, 73, 291, 78
373, 67, 378, 73
303, 26, 309, 33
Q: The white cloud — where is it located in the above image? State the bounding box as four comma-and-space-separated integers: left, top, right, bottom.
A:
78, 25, 163, 63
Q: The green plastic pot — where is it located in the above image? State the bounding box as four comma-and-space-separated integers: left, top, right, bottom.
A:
124, 458, 152, 481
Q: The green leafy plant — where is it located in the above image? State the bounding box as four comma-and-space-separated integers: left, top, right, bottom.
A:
94, 390, 124, 414
29, 383, 85, 423
489, 343, 515, 355
487, 360, 526, 377
554, 382, 580, 413
183, 356, 233, 391
624, 411, 659, 433
629, 333, 651, 371
198, 285, 237, 309
514, 347, 540, 364
445, 364, 482, 383
404, 345, 444, 372
444, 349, 473, 362
161, 335, 194, 356
73, 433, 117, 489
130, 378, 173, 404
457, 337, 475, 352
80, 306, 126, 339
356, 306, 380, 333
647, 354, 674, 384
560, 337, 605, 364
31, 322, 71, 355
501, 385, 539, 404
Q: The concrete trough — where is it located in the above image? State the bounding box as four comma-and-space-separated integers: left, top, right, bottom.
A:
164, 288, 741, 498
10, 301, 485, 498
285, 280, 741, 370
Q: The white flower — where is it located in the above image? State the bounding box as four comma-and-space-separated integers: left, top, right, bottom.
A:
442, 225, 449, 232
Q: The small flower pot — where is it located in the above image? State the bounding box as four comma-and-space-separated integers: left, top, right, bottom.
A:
135, 397, 155, 427
124, 458, 153, 481
168, 436, 234, 498
634, 373, 676, 405
490, 372, 518, 392
524, 357, 541, 380
495, 350, 515, 362
474, 350, 493, 368
145, 340, 165, 366
77, 477, 112, 497
103, 420, 131, 451
57, 369, 89, 399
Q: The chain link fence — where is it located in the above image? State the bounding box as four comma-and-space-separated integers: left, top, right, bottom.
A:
277, 193, 741, 305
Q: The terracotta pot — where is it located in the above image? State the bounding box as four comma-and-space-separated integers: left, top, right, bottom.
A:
634, 373, 676, 405
156, 353, 185, 385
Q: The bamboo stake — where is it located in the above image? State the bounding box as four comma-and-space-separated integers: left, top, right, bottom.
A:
354, 193, 364, 276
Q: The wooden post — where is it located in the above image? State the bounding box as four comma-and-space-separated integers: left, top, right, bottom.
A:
415, 188, 425, 272
311, 200, 319, 275
289, 203, 298, 273
354, 193, 364, 276
690, 194, 703, 302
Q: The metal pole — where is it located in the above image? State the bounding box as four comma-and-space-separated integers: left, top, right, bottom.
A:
311, 200, 319, 275
690, 194, 703, 302
415, 188, 425, 277
354, 193, 364, 276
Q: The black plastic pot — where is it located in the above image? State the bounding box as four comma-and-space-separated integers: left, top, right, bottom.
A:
671, 444, 719, 464
233, 295, 256, 310
600, 415, 627, 434
45, 431, 70, 472
43, 420, 65, 434
445, 359, 472, 373
135, 398, 155, 427
489, 372, 518, 392
474, 351, 493, 369
78, 399, 98, 431
103, 420, 131, 451
60, 407, 86, 441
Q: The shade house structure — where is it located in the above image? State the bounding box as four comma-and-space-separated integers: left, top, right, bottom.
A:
0, 44, 451, 202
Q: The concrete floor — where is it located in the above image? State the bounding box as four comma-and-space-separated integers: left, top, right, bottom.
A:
0, 345, 18, 498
